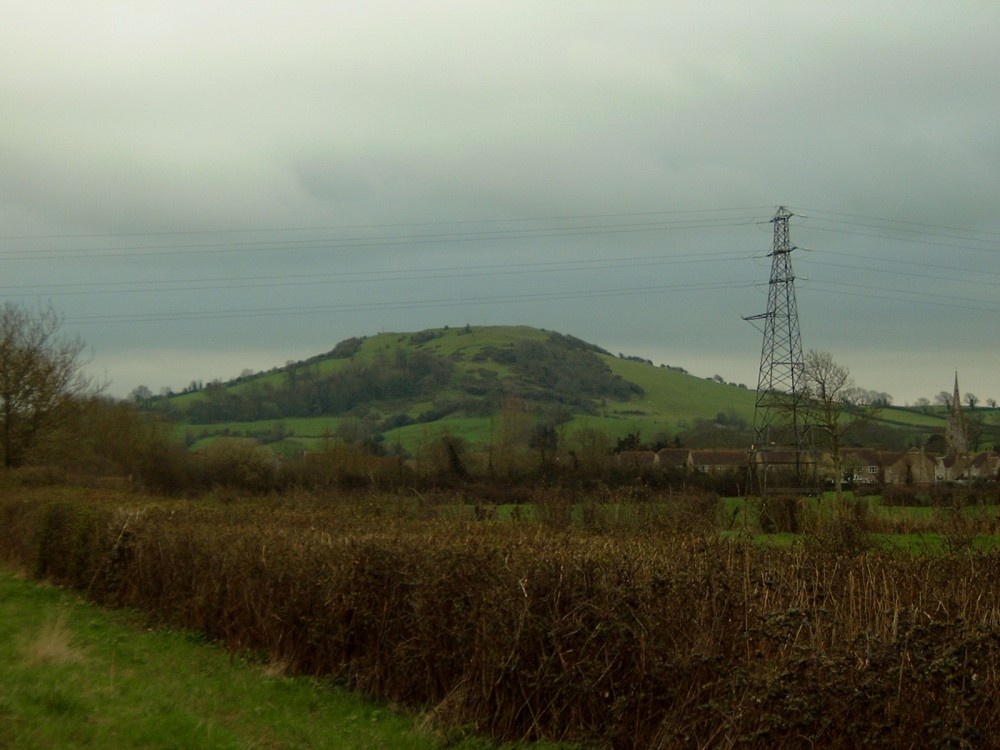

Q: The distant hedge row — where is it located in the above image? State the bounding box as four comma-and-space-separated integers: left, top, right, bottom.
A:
3, 487, 1000, 748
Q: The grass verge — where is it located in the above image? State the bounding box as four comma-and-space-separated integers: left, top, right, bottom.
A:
0, 567, 571, 750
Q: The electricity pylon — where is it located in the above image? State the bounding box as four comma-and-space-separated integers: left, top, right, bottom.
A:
744, 206, 813, 496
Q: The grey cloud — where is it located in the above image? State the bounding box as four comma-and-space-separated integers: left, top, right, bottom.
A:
0, 2, 997, 402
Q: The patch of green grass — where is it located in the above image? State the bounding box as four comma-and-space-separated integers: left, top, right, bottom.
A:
182, 415, 343, 440
875, 533, 1000, 553
0, 568, 575, 750
385, 417, 497, 454
603, 356, 755, 421
875, 406, 948, 427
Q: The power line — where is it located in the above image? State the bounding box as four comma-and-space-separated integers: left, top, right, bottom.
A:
65, 279, 754, 325
792, 207, 1000, 242
6, 232, 994, 301
0, 217, 760, 261
801, 258, 1000, 290
2, 204, 995, 343
0, 249, 749, 297
6, 205, 994, 246
792, 220, 1000, 256
805, 248, 1000, 280
805, 278, 1000, 314
0, 205, 774, 241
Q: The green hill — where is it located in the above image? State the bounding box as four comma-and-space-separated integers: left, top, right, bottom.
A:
157, 325, 757, 453
154, 325, 975, 455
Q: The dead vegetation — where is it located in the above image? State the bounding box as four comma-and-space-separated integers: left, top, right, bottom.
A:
19, 610, 85, 667
2, 486, 1000, 748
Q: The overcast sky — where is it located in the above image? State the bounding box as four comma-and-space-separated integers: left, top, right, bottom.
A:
2, 1, 998, 405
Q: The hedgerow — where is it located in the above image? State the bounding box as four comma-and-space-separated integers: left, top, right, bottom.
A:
2, 486, 1000, 748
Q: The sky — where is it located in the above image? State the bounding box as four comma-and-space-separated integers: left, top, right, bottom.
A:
2, 1, 998, 406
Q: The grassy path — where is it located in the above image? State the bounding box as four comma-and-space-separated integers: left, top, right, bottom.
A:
0, 568, 568, 750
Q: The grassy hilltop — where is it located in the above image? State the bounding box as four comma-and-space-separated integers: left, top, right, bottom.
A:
159, 325, 756, 453
156, 324, 978, 455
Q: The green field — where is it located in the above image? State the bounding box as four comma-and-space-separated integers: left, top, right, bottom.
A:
0, 567, 571, 750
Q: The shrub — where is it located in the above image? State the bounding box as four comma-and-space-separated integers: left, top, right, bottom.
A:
199, 438, 277, 492
756, 494, 801, 533
881, 484, 925, 507
532, 485, 572, 530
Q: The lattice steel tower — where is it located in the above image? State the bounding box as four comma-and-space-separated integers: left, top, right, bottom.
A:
744, 206, 812, 493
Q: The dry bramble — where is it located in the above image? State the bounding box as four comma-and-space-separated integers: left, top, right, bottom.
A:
2, 486, 1000, 748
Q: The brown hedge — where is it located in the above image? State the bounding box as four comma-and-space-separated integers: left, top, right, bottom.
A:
2, 487, 1000, 748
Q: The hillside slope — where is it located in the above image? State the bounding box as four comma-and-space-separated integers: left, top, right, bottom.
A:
158, 325, 758, 452
155, 325, 964, 454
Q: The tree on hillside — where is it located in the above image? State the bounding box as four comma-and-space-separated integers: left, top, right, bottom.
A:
935, 391, 953, 410
129, 384, 153, 405
492, 395, 533, 477
529, 422, 560, 469
563, 426, 614, 476
860, 390, 893, 408
966, 412, 985, 451
801, 350, 881, 502
0, 303, 95, 468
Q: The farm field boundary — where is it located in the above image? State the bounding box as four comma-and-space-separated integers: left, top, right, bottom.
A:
2, 486, 1000, 748
0, 566, 574, 749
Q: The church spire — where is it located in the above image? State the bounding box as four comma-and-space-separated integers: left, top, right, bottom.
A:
947, 372, 968, 456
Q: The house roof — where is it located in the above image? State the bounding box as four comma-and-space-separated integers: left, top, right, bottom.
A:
751, 449, 810, 465
656, 448, 691, 466
841, 449, 882, 466
617, 450, 657, 465
692, 449, 748, 467
885, 449, 936, 468
971, 452, 998, 468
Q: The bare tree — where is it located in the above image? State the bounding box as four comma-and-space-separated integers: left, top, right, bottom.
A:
0, 303, 94, 468
935, 391, 953, 410
129, 384, 153, 403
801, 350, 881, 502
965, 392, 979, 410
863, 390, 893, 407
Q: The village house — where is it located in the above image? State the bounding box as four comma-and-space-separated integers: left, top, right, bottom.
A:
656, 448, 695, 472
691, 449, 749, 474
883, 448, 938, 485
927, 373, 998, 484
933, 452, 1000, 484
937, 454, 966, 483
970, 452, 1000, 481
840, 449, 884, 484
611, 444, 997, 485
